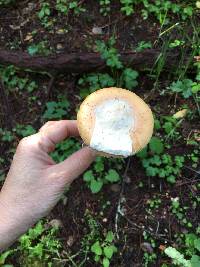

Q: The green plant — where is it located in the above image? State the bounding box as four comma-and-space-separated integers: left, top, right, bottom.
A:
119, 68, 139, 89
142, 153, 185, 184
78, 67, 138, 98
169, 79, 200, 99
120, 0, 135, 16
146, 196, 161, 214
187, 150, 199, 169
15, 125, 36, 137
119, 0, 194, 22
135, 41, 152, 52
83, 166, 120, 193
19, 221, 61, 266
141, 0, 194, 23
162, 116, 182, 142
138, 136, 185, 184
165, 233, 200, 267
171, 198, 192, 228
0, 128, 14, 142
1, 221, 62, 266
169, 39, 185, 48
142, 231, 157, 267
51, 138, 81, 163
38, 1, 51, 19
0, 65, 38, 93
43, 97, 70, 119
91, 231, 117, 267
99, 0, 111, 16
0, 0, 15, 6
165, 247, 190, 267
78, 73, 115, 98
28, 41, 52, 56
96, 37, 123, 69
56, 0, 85, 15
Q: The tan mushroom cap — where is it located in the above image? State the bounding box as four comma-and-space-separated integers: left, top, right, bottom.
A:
77, 87, 154, 157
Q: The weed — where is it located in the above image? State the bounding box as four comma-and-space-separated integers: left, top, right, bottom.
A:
0, 128, 14, 142
0, 65, 38, 93
1, 220, 62, 266
79, 37, 138, 99
78, 73, 115, 99
119, 68, 139, 89
171, 198, 192, 228
0, 0, 15, 6
43, 97, 70, 120
146, 196, 161, 214
38, 1, 53, 28
162, 116, 182, 142
15, 125, 36, 137
28, 41, 52, 56
165, 233, 200, 267
187, 150, 199, 169
96, 37, 123, 69
120, 0, 194, 22
99, 0, 111, 16
84, 166, 120, 193
142, 231, 157, 266
91, 231, 117, 267
169, 39, 185, 48
56, 0, 85, 15
135, 41, 152, 52
51, 139, 81, 163
138, 136, 185, 184
169, 79, 200, 99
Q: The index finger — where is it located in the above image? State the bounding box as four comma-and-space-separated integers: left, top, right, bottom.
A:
38, 120, 80, 153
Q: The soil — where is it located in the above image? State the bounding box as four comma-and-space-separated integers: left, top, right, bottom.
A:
0, 1, 200, 267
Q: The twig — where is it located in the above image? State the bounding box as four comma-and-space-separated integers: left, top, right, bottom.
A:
122, 213, 171, 243
183, 165, 200, 175
46, 73, 56, 98
115, 158, 131, 239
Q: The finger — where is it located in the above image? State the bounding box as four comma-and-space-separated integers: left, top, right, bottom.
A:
38, 120, 79, 153
49, 146, 96, 184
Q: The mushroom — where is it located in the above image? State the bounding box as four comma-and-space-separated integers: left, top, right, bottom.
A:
77, 87, 154, 158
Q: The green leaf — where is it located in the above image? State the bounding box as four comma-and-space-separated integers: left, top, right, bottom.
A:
91, 241, 103, 256
149, 137, 164, 154
137, 146, 148, 159
105, 231, 114, 242
94, 157, 105, 173
28, 45, 39, 56
83, 170, 94, 182
164, 247, 190, 267
121, 68, 139, 89
103, 257, 110, 267
90, 179, 103, 193
191, 255, 200, 267
0, 251, 13, 265
104, 246, 115, 259
94, 254, 100, 262
105, 169, 120, 182
167, 175, 176, 184
194, 238, 200, 252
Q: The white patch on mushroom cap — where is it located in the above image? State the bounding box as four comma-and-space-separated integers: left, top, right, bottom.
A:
90, 98, 134, 157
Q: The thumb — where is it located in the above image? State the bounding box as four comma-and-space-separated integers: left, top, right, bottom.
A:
49, 146, 96, 184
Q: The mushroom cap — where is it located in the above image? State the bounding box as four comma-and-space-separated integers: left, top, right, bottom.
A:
77, 87, 154, 157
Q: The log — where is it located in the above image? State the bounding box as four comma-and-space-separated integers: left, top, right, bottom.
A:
0, 49, 181, 73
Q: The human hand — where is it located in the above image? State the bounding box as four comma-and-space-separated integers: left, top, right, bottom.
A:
0, 120, 95, 251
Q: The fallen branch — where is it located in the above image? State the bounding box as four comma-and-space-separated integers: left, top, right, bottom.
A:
0, 49, 182, 73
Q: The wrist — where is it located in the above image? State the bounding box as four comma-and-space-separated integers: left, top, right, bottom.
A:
0, 192, 31, 251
